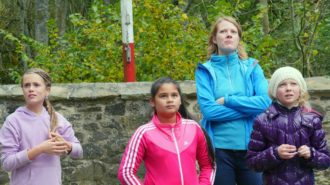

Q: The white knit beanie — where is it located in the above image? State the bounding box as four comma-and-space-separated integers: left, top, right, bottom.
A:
268, 66, 307, 100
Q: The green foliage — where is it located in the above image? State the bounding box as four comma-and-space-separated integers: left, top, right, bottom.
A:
1, 0, 208, 83
0, 29, 31, 83
24, 1, 123, 82
0, 0, 329, 84
133, 0, 207, 81
241, 6, 280, 78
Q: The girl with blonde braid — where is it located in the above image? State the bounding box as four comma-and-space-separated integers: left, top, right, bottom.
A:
0, 68, 83, 185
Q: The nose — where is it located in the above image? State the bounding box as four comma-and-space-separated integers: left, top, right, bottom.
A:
285, 84, 293, 91
226, 33, 232, 38
27, 85, 35, 92
167, 96, 175, 102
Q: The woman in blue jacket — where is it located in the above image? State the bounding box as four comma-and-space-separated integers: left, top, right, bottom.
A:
195, 16, 271, 185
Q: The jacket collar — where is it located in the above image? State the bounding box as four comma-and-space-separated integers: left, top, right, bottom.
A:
198, 52, 256, 80
266, 101, 300, 119
152, 112, 182, 128
151, 112, 183, 140
210, 51, 239, 66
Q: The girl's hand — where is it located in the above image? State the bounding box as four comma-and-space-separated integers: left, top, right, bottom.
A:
50, 132, 72, 154
27, 133, 70, 160
297, 145, 311, 159
277, 144, 297, 159
37, 138, 68, 156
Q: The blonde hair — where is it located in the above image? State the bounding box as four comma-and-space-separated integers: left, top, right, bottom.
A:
21, 68, 58, 132
207, 16, 248, 59
298, 91, 310, 108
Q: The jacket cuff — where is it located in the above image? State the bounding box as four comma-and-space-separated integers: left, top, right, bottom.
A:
224, 94, 230, 106
273, 146, 281, 160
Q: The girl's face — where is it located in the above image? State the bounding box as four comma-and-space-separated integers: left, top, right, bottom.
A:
213, 20, 240, 55
276, 79, 301, 108
22, 73, 50, 111
150, 83, 181, 123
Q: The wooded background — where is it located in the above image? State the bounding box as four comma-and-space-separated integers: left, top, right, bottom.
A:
0, 0, 329, 83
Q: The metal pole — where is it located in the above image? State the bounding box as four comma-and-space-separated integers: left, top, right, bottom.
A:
121, 0, 136, 82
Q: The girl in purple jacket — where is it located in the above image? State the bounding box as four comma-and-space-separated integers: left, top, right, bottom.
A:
247, 66, 330, 185
0, 68, 83, 185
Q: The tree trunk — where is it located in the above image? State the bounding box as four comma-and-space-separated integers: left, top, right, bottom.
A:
35, 0, 49, 43
17, 0, 30, 69
55, 0, 68, 36
259, 0, 270, 34
17, 0, 29, 35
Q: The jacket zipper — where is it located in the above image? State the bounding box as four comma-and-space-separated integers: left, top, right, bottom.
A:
226, 56, 233, 92
172, 128, 184, 185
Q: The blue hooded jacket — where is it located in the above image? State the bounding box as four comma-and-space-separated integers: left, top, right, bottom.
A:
195, 52, 271, 150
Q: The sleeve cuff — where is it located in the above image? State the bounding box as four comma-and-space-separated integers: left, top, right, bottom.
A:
21, 149, 32, 164
224, 94, 229, 106
273, 146, 281, 160
69, 143, 83, 159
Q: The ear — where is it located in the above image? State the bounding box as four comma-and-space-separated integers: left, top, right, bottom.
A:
45, 87, 51, 97
149, 98, 155, 108
212, 36, 217, 45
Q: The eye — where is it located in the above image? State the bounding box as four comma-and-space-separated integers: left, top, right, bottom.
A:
278, 82, 286, 87
23, 83, 30, 88
33, 83, 41, 87
231, 30, 237, 34
159, 94, 167, 98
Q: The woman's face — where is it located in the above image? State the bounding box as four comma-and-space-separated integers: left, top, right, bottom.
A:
22, 73, 50, 110
213, 20, 240, 55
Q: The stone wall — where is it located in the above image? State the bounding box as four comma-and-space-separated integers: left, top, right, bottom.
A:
0, 77, 329, 185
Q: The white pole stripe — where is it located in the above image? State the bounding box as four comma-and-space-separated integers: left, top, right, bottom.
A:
120, 0, 134, 43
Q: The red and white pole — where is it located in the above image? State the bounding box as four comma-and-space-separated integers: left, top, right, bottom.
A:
121, 0, 136, 82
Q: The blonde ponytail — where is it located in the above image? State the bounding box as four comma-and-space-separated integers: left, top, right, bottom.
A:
44, 98, 58, 132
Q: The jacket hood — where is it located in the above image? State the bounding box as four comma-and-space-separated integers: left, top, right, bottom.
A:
16, 106, 47, 118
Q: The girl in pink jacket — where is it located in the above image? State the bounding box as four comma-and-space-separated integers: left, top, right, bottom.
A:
118, 77, 215, 185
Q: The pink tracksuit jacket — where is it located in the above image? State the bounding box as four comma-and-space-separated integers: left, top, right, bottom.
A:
118, 113, 215, 185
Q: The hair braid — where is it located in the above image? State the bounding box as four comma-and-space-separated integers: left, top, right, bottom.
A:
44, 98, 58, 132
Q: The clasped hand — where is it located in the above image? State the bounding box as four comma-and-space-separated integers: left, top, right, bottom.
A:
277, 144, 311, 160
39, 132, 72, 156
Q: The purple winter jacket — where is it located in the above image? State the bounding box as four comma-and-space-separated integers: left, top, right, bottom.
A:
247, 102, 330, 185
